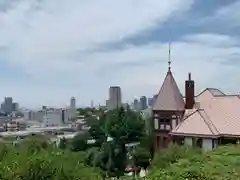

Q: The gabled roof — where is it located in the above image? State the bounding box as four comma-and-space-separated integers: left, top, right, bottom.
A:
171, 88, 240, 138
153, 70, 185, 111
170, 109, 219, 137
196, 88, 225, 98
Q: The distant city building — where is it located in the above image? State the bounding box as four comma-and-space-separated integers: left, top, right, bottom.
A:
24, 110, 45, 122
106, 100, 109, 107
70, 97, 76, 120
108, 86, 122, 110
133, 99, 139, 111
0, 97, 19, 114
91, 100, 94, 108
12, 103, 19, 112
122, 103, 129, 110
0, 103, 4, 110
3, 97, 13, 114
139, 96, 147, 110
148, 98, 153, 107
42, 108, 70, 127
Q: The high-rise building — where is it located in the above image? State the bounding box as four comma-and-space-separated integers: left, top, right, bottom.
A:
70, 97, 76, 119
3, 97, 13, 114
133, 99, 139, 111
139, 96, 147, 110
148, 98, 153, 107
12, 103, 19, 112
108, 86, 122, 110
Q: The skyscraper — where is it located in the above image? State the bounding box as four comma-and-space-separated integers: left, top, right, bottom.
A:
108, 86, 122, 110
139, 96, 147, 110
70, 97, 76, 120
133, 98, 139, 111
3, 97, 13, 114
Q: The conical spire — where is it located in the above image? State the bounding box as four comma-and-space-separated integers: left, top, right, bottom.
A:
153, 44, 185, 111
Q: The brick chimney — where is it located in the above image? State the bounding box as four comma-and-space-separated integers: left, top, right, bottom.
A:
185, 73, 195, 109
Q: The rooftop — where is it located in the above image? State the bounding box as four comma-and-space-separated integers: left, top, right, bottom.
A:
153, 70, 185, 111
171, 88, 240, 138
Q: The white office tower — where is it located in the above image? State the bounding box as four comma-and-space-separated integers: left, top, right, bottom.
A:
70, 97, 76, 120
108, 86, 122, 110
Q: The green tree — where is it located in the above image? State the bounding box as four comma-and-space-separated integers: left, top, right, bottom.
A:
88, 113, 107, 146
105, 107, 145, 143
71, 132, 88, 152
58, 137, 67, 150
88, 107, 146, 178
133, 147, 151, 170
84, 116, 99, 127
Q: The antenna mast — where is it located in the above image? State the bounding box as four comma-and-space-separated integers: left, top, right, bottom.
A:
168, 42, 171, 71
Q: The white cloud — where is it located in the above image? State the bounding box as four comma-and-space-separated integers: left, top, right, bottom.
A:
86, 34, 240, 100
0, 0, 193, 71
0, 0, 240, 108
0, 0, 194, 107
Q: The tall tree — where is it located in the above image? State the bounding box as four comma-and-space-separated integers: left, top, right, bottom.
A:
88, 107, 145, 178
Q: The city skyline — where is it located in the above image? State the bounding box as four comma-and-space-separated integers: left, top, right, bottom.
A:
0, 1, 240, 107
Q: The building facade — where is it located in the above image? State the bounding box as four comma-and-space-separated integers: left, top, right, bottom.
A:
153, 65, 240, 151
70, 97, 76, 120
139, 96, 147, 110
152, 68, 185, 149
108, 86, 122, 110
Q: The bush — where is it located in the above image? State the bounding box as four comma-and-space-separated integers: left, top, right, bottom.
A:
58, 138, 67, 150
149, 145, 240, 180
71, 132, 88, 152
0, 137, 101, 180
133, 147, 151, 169
150, 143, 200, 170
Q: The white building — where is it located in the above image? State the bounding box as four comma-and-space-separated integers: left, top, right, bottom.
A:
23, 110, 45, 122
42, 108, 71, 127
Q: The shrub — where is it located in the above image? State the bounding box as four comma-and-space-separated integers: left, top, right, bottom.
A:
0, 137, 101, 180
150, 143, 200, 170
149, 145, 240, 180
71, 133, 88, 152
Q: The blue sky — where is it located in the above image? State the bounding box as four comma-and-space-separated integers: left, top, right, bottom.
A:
0, 0, 240, 108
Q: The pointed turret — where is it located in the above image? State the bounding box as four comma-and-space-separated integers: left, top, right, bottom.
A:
153, 43, 185, 111
153, 70, 185, 111
153, 43, 185, 150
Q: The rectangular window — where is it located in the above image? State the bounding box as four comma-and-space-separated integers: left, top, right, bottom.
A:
159, 119, 164, 123
165, 118, 170, 125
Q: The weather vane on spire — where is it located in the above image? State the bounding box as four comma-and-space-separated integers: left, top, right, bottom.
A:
168, 42, 171, 71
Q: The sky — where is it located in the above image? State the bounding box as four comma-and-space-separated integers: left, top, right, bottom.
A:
0, 0, 240, 108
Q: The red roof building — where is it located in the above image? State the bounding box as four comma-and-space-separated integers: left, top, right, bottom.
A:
153, 63, 240, 151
